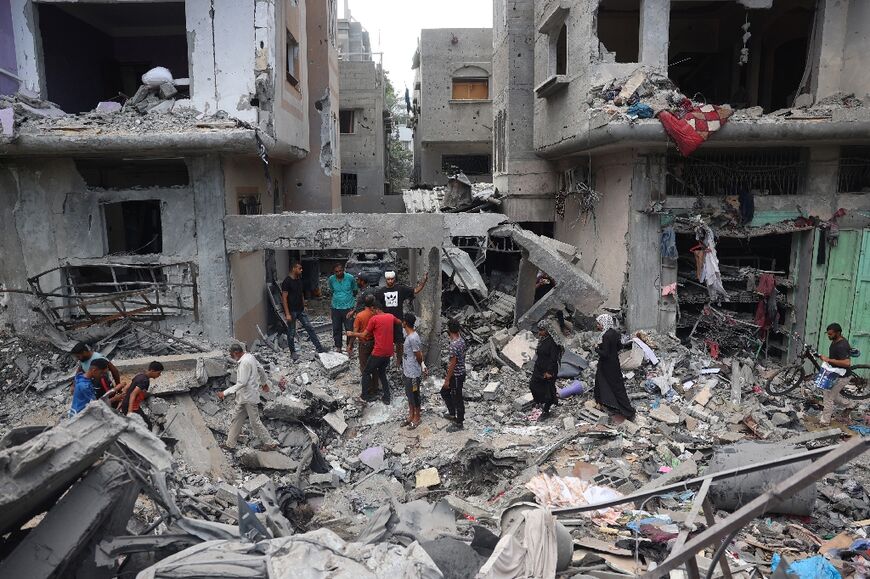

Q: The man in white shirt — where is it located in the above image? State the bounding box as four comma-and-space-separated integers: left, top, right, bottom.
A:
217, 344, 277, 450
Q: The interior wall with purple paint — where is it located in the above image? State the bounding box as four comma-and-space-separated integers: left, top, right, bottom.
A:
0, 0, 18, 95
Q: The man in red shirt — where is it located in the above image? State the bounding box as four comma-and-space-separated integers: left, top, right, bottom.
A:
347, 303, 401, 404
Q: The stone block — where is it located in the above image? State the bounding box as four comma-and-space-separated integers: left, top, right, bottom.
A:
317, 352, 349, 377
241, 474, 272, 497
483, 382, 501, 401
649, 404, 679, 425
263, 397, 309, 421
237, 449, 298, 471
306, 384, 336, 405
501, 331, 538, 370
323, 410, 347, 435
215, 482, 242, 504
95, 101, 121, 113
159, 82, 178, 99
416, 467, 441, 488
513, 392, 534, 409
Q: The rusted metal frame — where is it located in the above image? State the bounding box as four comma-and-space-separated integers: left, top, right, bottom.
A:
68, 305, 157, 330
552, 443, 841, 516
637, 437, 869, 579
672, 477, 712, 578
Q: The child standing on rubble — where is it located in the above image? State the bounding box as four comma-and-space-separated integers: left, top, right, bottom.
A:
118, 361, 164, 430
441, 319, 467, 432
401, 313, 425, 429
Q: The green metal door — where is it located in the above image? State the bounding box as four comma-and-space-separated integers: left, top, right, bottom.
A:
809, 229, 869, 366
851, 231, 870, 366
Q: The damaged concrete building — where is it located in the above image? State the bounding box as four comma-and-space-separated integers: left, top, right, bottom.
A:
411, 27, 494, 186
494, 0, 870, 363
337, 17, 398, 211
0, 0, 341, 345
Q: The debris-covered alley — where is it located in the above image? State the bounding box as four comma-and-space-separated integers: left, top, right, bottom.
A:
2, 0, 870, 578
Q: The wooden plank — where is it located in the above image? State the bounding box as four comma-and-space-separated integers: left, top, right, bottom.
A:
850, 229, 870, 366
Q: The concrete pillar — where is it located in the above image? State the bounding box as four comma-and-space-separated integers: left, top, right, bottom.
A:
639, 0, 670, 73
814, 0, 849, 100
10, 0, 43, 95
626, 153, 664, 332
188, 155, 233, 342
415, 247, 443, 368
514, 250, 538, 325
0, 165, 31, 332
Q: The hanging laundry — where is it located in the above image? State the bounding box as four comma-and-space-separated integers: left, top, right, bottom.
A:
754, 273, 779, 336
696, 225, 728, 301
658, 104, 733, 156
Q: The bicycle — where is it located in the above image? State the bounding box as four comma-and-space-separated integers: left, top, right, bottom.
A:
764, 341, 870, 400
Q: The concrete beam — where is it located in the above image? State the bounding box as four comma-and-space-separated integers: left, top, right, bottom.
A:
639, 0, 670, 72
164, 394, 233, 481
0, 403, 127, 535
224, 212, 508, 252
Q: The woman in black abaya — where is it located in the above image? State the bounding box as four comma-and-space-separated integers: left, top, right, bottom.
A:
594, 314, 636, 421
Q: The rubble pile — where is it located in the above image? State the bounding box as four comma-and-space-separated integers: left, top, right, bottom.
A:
1, 302, 869, 577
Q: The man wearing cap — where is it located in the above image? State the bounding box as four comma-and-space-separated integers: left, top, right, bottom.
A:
376, 270, 429, 369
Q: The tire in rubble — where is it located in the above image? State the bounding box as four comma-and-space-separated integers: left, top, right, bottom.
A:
840, 364, 870, 400
764, 365, 806, 397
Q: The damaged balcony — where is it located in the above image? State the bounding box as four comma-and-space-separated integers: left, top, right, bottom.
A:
27, 261, 198, 331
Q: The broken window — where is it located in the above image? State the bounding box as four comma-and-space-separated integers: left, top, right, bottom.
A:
442, 155, 491, 177
837, 147, 870, 194
75, 159, 189, 189
555, 24, 568, 75
451, 79, 489, 100
669, 1, 814, 112
339, 109, 355, 134
666, 149, 805, 197
238, 196, 261, 215
286, 31, 300, 87
341, 173, 358, 196
597, 0, 639, 63
104, 200, 163, 255
36, 2, 188, 113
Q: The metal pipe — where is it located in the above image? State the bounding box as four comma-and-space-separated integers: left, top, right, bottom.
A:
0, 66, 20, 81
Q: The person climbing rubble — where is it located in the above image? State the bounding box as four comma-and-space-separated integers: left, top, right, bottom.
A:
70, 342, 121, 400
118, 361, 164, 430
328, 263, 358, 353
347, 302, 402, 405
217, 343, 277, 451
529, 320, 563, 419
441, 318, 467, 432
401, 312, 425, 429
375, 270, 428, 370
819, 322, 855, 426
593, 314, 636, 422
69, 357, 110, 418
281, 261, 327, 362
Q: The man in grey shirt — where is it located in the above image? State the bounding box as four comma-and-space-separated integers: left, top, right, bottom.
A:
401, 313, 424, 429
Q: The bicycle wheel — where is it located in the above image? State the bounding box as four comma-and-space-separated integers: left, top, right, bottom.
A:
840, 365, 870, 400
765, 365, 806, 396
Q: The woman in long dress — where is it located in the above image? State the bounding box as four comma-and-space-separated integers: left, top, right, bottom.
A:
529, 322, 563, 418
594, 314, 636, 420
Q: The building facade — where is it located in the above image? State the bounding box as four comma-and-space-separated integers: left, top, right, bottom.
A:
1, 0, 339, 345
412, 28, 493, 186
497, 0, 870, 364
337, 18, 399, 212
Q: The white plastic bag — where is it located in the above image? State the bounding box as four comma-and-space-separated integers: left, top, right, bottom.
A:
142, 67, 173, 87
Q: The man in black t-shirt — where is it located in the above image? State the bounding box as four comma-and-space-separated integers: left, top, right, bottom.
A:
281, 261, 326, 361
375, 270, 428, 368
819, 322, 853, 425
119, 361, 164, 430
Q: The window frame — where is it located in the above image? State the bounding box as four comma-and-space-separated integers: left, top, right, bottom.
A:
451, 78, 490, 101
286, 30, 300, 87
339, 109, 356, 134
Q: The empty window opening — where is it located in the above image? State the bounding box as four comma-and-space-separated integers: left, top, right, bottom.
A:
37, 2, 188, 114
339, 109, 355, 133
341, 173, 358, 196
838, 147, 870, 193
674, 231, 794, 361
666, 149, 805, 197
442, 154, 491, 177
555, 23, 568, 75
76, 159, 190, 189
238, 196, 262, 215
452, 78, 489, 100
104, 200, 163, 255
669, 1, 814, 112
286, 31, 300, 86
597, 0, 639, 63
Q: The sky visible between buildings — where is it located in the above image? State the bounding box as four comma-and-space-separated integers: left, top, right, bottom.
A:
342, 0, 493, 93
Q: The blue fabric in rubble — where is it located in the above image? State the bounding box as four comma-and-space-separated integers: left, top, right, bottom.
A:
770, 553, 841, 579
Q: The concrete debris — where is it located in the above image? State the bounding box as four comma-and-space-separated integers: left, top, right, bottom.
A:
416, 467, 441, 488
317, 351, 350, 377
237, 449, 299, 471
323, 409, 348, 435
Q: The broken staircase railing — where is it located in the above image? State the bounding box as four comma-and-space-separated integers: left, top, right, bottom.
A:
26, 261, 198, 330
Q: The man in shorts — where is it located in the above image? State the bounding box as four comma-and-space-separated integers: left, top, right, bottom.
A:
401, 313, 424, 429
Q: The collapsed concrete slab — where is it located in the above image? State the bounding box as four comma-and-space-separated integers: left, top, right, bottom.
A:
164, 394, 233, 480
0, 460, 140, 579
0, 403, 127, 535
